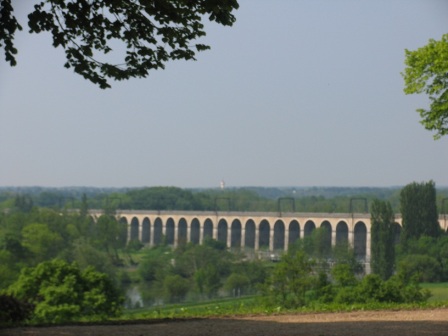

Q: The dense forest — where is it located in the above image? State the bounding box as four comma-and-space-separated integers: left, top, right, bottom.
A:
1, 185, 448, 213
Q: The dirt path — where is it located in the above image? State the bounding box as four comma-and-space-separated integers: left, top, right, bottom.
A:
2, 308, 447, 336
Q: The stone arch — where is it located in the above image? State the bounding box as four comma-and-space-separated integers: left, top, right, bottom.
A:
142, 217, 150, 244
304, 220, 316, 237
153, 217, 163, 245
274, 220, 285, 251
203, 218, 213, 240
259, 220, 270, 249
217, 219, 228, 245
354, 221, 367, 260
166, 218, 175, 245
190, 218, 200, 244
336, 221, 349, 245
231, 219, 242, 248
288, 220, 300, 247
130, 217, 139, 241
245, 219, 256, 249
178, 218, 187, 246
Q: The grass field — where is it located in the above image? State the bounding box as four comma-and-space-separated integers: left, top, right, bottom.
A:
421, 282, 448, 302
120, 282, 448, 320
121, 296, 264, 320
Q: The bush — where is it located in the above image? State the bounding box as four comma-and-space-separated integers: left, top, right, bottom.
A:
331, 263, 358, 287
398, 254, 442, 282
261, 251, 317, 308
356, 274, 384, 303
7, 259, 123, 323
0, 294, 34, 325
333, 286, 357, 304
224, 273, 250, 296
333, 273, 431, 305
163, 275, 190, 303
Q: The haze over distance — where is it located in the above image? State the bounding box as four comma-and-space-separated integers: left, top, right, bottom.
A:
0, 1, 447, 189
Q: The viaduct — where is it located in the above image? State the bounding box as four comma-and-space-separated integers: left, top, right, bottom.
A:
91, 209, 447, 262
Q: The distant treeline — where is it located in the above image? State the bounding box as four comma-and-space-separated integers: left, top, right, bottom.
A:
1, 186, 448, 214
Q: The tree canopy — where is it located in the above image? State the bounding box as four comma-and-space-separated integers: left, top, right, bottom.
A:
402, 34, 448, 139
7, 259, 123, 323
0, 0, 239, 89
370, 199, 395, 280
400, 180, 440, 245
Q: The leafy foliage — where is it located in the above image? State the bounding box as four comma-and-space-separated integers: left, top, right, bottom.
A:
12, 195, 33, 213
7, 259, 123, 323
5, 185, 448, 213
331, 263, 357, 287
126, 187, 200, 210
224, 273, 250, 296
0, 0, 22, 66
93, 214, 127, 259
342, 273, 430, 304
21, 223, 64, 263
397, 253, 443, 283
262, 244, 431, 309
370, 199, 395, 280
397, 235, 448, 282
136, 240, 266, 304
261, 251, 316, 308
403, 34, 448, 139
138, 245, 173, 282
0, 294, 34, 325
400, 181, 440, 246
1, 0, 239, 89
163, 274, 190, 303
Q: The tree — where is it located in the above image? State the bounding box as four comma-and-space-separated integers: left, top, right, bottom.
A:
0, 294, 34, 325
7, 259, 123, 323
163, 274, 190, 303
395, 235, 448, 282
311, 227, 332, 259
261, 251, 316, 308
21, 223, 64, 263
12, 195, 33, 213
138, 245, 173, 282
93, 214, 127, 259
402, 34, 448, 139
0, 0, 239, 89
400, 181, 440, 246
79, 193, 89, 218
223, 273, 250, 296
0, 250, 20, 289
370, 199, 395, 280
397, 254, 442, 283
331, 263, 357, 288
71, 238, 116, 279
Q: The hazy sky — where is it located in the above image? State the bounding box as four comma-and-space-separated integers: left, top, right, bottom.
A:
1, 1, 447, 189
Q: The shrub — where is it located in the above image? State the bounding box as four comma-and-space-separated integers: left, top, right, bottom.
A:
0, 294, 34, 325
398, 254, 442, 282
224, 273, 250, 296
7, 259, 123, 323
356, 274, 384, 302
333, 287, 358, 304
261, 251, 317, 308
163, 274, 190, 303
